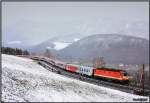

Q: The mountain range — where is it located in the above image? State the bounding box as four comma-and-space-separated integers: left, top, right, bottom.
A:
2, 33, 149, 64
58, 34, 149, 64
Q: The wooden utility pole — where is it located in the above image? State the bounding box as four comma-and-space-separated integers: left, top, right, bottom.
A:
134, 64, 145, 95
140, 64, 145, 95
138, 64, 145, 95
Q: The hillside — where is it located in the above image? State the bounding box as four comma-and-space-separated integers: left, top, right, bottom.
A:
2, 54, 149, 102
59, 34, 149, 64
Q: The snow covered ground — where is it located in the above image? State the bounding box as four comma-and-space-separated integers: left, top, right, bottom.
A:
2, 54, 149, 102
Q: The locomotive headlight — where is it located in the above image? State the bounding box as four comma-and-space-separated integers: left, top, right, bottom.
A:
123, 76, 129, 80
127, 76, 133, 80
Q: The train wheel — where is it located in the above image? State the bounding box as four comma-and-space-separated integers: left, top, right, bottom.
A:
119, 80, 129, 85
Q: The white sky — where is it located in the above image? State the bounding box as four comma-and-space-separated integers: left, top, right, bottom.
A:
2, 2, 149, 45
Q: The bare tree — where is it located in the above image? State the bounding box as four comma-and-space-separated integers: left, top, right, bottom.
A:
44, 49, 53, 58
93, 57, 106, 68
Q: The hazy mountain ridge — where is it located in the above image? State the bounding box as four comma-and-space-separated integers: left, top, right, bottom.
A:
58, 34, 149, 64
27, 33, 84, 53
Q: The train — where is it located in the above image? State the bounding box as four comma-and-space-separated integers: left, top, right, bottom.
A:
54, 61, 130, 84
20, 55, 130, 84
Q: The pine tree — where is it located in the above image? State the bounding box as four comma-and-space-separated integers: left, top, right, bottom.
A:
23, 50, 30, 55
1, 47, 30, 55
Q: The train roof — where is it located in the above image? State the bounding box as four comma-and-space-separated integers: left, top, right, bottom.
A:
96, 66, 126, 72
66, 63, 93, 68
66, 64, 127, 72
66, 63, 80, 66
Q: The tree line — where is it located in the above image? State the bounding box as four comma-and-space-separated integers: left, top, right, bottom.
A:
1, 47, 30, 55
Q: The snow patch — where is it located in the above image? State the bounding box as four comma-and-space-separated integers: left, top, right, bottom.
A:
46, 46, 52, 49
53, 42, 71, 50
74, 38, 80, 42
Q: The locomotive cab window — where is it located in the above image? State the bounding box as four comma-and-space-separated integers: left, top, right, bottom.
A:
122, 71, 127, 76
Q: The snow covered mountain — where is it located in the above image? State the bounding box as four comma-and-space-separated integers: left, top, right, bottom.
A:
59, 34, 149, 64
28, 33, 83, 53
2, 54, 149, 102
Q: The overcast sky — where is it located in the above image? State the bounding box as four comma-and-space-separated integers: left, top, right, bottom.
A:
2, 2, 149, 45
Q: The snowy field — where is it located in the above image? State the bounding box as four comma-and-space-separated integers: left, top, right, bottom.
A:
2, 54, 149, 102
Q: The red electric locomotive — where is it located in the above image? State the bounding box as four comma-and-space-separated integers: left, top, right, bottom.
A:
93, 67, 129, 83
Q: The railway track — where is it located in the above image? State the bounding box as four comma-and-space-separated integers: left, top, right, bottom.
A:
33, 58, 150, 96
